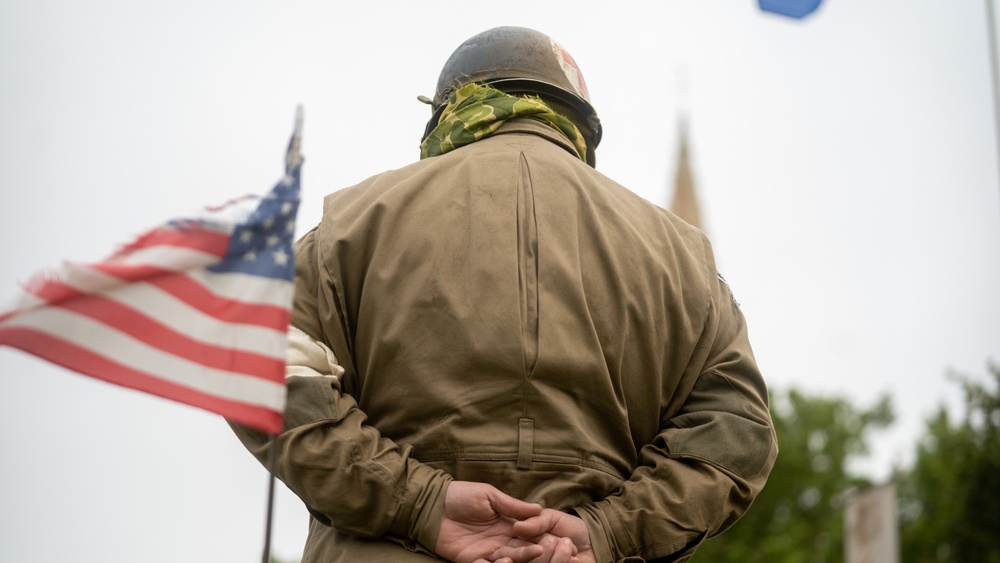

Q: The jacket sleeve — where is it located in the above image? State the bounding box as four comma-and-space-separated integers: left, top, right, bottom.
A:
228, 227, 453, 554
573, 273, 778, 563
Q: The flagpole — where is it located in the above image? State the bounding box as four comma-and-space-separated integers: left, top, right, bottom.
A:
261, 106, 303, 563
262, 436, 278, 563
985, 0, 1000, 209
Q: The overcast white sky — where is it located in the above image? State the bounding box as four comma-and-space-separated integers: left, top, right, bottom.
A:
1, 1, 998, 561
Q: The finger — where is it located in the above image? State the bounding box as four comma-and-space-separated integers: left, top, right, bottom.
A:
537, 534, 577, 556
489, 490, 543, 520
512, 511, 559, 539
537, 534, 558, 549
489, 543, 544, 563
549, 537, 576, 563
504, 538, 539, 549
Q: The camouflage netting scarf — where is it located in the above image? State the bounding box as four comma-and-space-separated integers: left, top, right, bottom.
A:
420, 83, 588, 162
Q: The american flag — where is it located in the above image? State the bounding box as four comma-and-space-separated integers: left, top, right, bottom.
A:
0, 112, 303, 435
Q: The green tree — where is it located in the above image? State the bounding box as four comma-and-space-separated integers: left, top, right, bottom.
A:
898, 364, 1000, 563
694, 389, 893, 562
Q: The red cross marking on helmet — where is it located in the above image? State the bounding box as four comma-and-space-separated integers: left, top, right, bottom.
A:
551, 40, 590, 101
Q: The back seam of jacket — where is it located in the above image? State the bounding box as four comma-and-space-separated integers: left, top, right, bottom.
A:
516, 150, 540, 383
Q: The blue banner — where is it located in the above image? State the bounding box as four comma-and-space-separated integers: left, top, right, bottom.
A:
759, 0, 823, 19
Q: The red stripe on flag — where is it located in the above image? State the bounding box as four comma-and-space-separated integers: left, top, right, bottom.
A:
25, 274, 84, 307
55, 294, 286, 379
93, 262, 197, 282
0, 327, 283, 434
146, 275, 291, 329
197, 393, 283, 436
112, 226, 231, 258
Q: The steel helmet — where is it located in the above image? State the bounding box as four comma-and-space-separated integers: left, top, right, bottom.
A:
422, 26, 603, 166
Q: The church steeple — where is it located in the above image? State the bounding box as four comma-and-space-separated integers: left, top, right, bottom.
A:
668, 118, 703, 230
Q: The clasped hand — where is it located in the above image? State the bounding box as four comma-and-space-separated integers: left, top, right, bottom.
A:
434, 480, 597, 563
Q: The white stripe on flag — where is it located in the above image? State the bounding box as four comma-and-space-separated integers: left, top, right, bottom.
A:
38, 271, 288, 359
108, 245, 224, 270
187, 269, 295, 309
1, 266, 121, 317
1, 307, 286, 411
105, 282, 287, 358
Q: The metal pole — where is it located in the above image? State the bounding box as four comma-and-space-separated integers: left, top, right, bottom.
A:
261, 436, 278, 563
262, 106, 301, 563
985, 0, 1000, 209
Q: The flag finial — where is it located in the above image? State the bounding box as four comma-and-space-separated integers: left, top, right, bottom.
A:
287, 105, 304, 172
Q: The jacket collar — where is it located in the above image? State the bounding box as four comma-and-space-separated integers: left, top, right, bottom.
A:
490, 118, 583, 161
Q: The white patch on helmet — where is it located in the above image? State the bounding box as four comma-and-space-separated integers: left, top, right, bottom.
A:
550, 39, 590, 101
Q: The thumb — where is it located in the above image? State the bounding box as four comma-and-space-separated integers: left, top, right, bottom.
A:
489, 490, 543, 520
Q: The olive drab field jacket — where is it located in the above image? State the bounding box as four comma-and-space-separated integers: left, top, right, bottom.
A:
231, 119, 777, 562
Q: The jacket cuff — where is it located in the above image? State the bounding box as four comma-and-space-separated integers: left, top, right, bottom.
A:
575, 501, 709, 563
388, 462, 453, 554
574, 502, 620, 563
